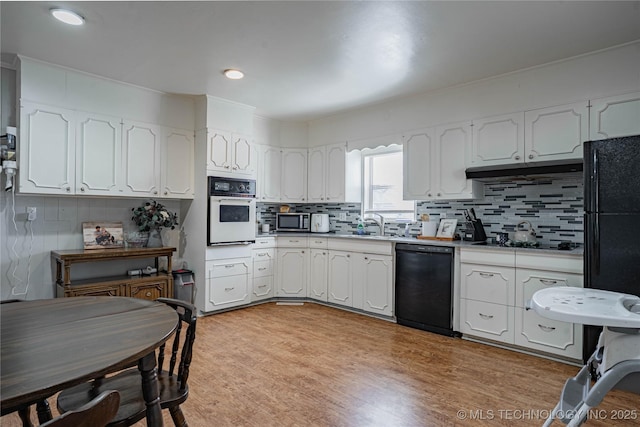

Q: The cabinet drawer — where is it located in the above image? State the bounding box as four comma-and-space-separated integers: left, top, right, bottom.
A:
460, 299, 513, 344
254, 237, 275, 248
460, 248, 515, 267
253, 248, 275, 261
514, 307, 582, 359
252, 276, 273, 300
515, 269, 583, 308
328, 238, 392, 255
253, 260, 273, 278
516, 253, 582, 274
68, 284, 123, 297
277, 236, 308, 247
208, 275, 249, 308
208, 259, 250, 278
129, 281, 168, 300
461, 263, 515, 305
308, 237, 329, 248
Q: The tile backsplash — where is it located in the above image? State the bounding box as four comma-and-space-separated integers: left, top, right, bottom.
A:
258, 173, 584, 245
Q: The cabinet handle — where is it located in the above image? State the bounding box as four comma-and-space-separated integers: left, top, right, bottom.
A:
302, 198, 305, 201
528, 154, 534, 159
257, 253, 267, 257
225, 165, 230, 169
478, 313, 494, 320
539, 279, 558, 285
428, 193, 432, 197
65, 187, 71, 193
80, 187, 85, 192
258, 285, 267, 288
224, 287, 234, 291
322, 252, 326, 255
153, 191, 158, 195
538, 324, 556, 332
314, 240, 323, 243
258, 267, 267, 271
327, 197, 330, 200
224, 264, 234, 268
346, 254, 350, 258
232, 166, 238, 170
437, 193, 441, 197
321, 197, 324, 200
514, 155, 521, 160
302, 250, 305, 254
479, 272, 494, 278
289, 240, 299, 243
364, 257, 368, 260
164, 191, 168, 195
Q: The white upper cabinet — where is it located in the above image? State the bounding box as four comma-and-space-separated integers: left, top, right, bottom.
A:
589, 92, 640, 140
524, 101, 588, 162
281, 148, 307, 202
19, 102, 76, 195
122, 120, 162, 197
161, 128, 194, 199
307, 143, 359, 203
75, 112, 122, 196
471, 112, 525, 166
258, 145, 282, 202
207, 130, 256, 177
404, 122, 480, 201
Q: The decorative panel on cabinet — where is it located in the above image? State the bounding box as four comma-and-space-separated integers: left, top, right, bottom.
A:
162, 128, 195, 198
589, 92, 640, 139
122, 120, 162, 197
280, 149, 307, 202
471, 112, 525, 166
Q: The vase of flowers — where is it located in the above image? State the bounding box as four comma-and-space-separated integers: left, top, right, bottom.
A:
131, 200, 179, 248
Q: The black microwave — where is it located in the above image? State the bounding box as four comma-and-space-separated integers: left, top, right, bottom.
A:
276, 213, 310, 232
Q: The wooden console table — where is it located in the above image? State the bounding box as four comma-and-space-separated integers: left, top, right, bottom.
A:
52, 247, 176, 300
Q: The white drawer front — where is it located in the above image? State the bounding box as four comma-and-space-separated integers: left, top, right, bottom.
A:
207, 275, 249, 310
252, 248, 275, 261
253, 259, 273, 278
461, 263, 515, 305
328, 238, 393, 255
516, 252, 582, 274
252, 276, 274, 300
515, 269, 583, 308
308, 237, 329, 248
514, 307, 582, 359
460, 299, 513, 344
208, 260, 250, 278
277, 236, 309, 247
254, 237, 275, 248
460, 248, 515, 267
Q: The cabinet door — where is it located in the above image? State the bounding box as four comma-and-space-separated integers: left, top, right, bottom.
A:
590, 92, 640, 139
205, 259, 251, 310
19, 102, 75, 194
207, 130, 232, 172
327, 251, 352, 306
514, 307, 582, 359
162, 128, 194, 199
403, 128, 434, 200
276, 248, 308, 297
252, 276, 274, 301
129, 280, 168, 300
231, 133, 256, 176
434, 122, 475, 200
122, 120, 161, 196
308, 249, 328, 301
307, 146, 325, 202
359, 253, 393, 316
325, 143, 347, 202
76, 112, 122, 196
471, 112, 525, 166
515, 268, 583, 308
261, 147, 282, 202
524, 102, 588, 162
281, 149, 307, 202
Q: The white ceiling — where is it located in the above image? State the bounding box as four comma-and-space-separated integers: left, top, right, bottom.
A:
2, 1, 640, 122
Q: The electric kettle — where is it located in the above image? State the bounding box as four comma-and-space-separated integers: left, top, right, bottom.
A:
310, 214, 330, 233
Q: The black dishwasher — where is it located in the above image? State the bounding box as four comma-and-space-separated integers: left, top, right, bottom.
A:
395, 244, 458, 337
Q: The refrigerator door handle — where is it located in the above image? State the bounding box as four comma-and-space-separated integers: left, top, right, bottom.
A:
593, 149, 599, 213
594, 214, 600, 275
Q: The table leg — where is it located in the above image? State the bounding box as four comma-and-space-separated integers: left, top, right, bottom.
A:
138, 351, 163, 427
17, 407, 33, 427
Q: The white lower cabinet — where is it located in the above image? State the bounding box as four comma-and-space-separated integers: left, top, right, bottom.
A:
460, 248, 583, 360
327, 251, 353, 306
357, 253, 393, 316
275, 244, 308, 297
252, 246, 274, 302
205, 258, 251, 311
308, 249, 328, 301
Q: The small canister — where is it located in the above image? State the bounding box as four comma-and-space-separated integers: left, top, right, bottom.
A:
496, 232, 509, 246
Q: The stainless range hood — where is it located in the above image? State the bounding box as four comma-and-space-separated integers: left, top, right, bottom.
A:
465, 159, 583, 180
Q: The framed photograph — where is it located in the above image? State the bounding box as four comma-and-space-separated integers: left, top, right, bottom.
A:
436, 218, 458, 239
82, 222, 124, 250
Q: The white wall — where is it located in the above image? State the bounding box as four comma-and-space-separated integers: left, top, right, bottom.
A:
307, 42, 640, 147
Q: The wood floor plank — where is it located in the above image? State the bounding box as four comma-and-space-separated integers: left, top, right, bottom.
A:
3, 302, 638, 426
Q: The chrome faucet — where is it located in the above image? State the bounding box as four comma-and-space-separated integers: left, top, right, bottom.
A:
364, 213, 385, 236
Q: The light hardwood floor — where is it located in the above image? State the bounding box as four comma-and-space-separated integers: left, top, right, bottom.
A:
4, 302, 638, 426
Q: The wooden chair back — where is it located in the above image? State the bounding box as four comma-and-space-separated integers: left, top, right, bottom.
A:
155, 298, 197, 392
41, 390, 119, 427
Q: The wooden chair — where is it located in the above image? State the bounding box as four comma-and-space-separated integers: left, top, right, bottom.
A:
41, 390, 119, 427
57, 298, 197, 427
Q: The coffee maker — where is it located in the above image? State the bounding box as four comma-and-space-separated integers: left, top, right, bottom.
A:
462, 208, 487, 242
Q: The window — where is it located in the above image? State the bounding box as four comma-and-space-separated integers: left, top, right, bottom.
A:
362, 146, 414, 221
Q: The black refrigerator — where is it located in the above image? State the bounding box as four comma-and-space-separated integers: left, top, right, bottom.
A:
583, 134, 640, 361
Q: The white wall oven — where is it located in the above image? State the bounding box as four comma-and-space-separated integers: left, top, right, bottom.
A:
208, 176, 256, 245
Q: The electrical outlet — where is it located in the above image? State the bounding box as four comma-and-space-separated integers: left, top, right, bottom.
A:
26, 206, 36, 221
339, 212, 347, 221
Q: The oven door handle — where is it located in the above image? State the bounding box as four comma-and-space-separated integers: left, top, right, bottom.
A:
214, 198, 255, 204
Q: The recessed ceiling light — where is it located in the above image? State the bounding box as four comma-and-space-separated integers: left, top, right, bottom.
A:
224, 69, 244, 80
50, 9, 85, 26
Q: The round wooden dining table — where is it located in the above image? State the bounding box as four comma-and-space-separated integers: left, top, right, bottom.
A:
1, 297, 178, 426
